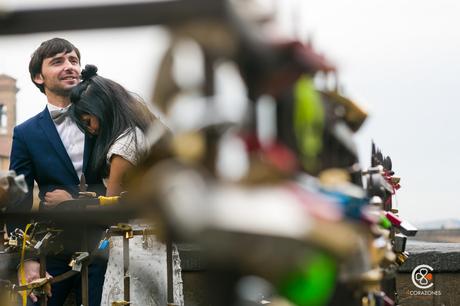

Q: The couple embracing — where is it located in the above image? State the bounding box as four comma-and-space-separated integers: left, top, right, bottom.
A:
9, 38, 183, 306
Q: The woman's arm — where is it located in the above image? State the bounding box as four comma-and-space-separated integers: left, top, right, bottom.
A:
106, 155, 134, 196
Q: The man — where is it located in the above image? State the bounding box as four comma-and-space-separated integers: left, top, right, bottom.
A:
9, 38, 106, 306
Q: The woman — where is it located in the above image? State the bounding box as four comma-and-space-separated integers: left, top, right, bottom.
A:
70, 64, 184, 306
70, 64, 155, 196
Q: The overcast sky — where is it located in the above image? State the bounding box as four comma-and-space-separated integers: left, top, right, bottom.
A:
1, 0, 459, 225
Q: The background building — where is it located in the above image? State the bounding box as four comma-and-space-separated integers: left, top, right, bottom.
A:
0, 74, 17, 171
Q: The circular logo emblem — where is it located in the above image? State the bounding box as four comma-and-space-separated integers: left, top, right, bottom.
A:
411, 264, 434, 289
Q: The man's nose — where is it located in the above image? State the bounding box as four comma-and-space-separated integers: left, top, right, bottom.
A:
63, 59, 75, 71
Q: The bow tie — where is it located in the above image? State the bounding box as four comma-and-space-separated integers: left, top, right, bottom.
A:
50, 108, 69, 125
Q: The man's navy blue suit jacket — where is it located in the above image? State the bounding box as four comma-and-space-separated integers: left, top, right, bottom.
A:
8, 106, 105, 228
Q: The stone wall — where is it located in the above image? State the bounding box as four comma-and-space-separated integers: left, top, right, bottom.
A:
397, 240, 460, 306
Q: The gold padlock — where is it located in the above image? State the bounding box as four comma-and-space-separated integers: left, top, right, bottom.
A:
361, 296, 370, 306
125, 231, 133, 239
395, 252, 409, 265
8, 238, 18, 247
112, 300, 130, 306
116, 224, 134, 239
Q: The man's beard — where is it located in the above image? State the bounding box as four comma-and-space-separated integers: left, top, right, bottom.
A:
49, 86, 73, 97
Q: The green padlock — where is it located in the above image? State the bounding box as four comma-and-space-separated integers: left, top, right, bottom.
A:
278, 251, 336, 306
293, 75, 325, 173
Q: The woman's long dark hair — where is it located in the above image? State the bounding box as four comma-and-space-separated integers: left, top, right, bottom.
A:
70, 64, 156, 177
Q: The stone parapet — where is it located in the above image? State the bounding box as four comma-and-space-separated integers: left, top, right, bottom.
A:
397, 240, 460, 306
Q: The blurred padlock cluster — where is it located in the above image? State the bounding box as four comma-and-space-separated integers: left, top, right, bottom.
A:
0, 1, 418, 305
123, 2, 417, 305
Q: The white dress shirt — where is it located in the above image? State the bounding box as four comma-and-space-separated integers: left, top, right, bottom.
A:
48, 103, 85, 179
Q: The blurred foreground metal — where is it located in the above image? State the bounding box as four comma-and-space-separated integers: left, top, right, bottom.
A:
0, 1, 418, 305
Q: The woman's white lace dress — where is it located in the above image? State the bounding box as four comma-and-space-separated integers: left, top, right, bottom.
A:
100, 128, 184, 306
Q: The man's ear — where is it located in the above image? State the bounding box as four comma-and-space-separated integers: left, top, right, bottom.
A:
33, 74, 44, 85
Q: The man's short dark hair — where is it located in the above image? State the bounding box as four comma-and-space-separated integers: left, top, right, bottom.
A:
29, 38, 81, 93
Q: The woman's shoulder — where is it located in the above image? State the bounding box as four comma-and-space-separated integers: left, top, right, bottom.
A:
107, 127, 146, 165
112, 127, 145, 145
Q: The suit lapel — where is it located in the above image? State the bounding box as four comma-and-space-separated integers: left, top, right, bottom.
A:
38, 107, 79, 180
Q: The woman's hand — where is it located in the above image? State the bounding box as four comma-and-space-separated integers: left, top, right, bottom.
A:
44, 189, 73, 208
